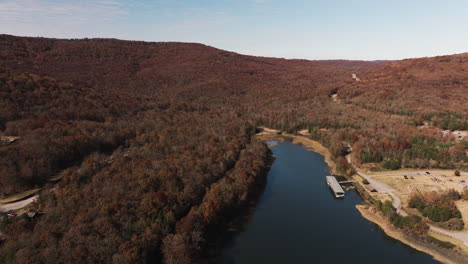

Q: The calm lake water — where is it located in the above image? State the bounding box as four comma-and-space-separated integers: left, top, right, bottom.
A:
218, 141, 439, 264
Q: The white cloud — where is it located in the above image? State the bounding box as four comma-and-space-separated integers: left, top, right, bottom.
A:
0, 0, 128, 25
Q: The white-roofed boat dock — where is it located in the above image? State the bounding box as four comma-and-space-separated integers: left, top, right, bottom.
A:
326, 176, 345, 198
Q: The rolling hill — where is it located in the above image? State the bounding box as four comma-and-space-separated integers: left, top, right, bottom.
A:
0, 34, 466, 263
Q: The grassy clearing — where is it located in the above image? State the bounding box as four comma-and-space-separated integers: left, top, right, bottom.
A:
428, 230, 468, 253
427, 235, 457, 249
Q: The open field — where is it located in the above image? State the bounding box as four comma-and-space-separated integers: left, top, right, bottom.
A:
369, 170, 468, 230
375, 171, 468, 205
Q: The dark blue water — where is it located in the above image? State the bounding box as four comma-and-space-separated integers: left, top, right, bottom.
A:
218, 141, 438, 264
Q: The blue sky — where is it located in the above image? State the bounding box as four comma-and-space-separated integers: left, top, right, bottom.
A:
1, 0, 467, 60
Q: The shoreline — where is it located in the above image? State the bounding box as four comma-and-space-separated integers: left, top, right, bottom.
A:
203, 146, 276, 263
256, 127, 467, 264
282, 132, 339, 176
257, 129, 338, 175
357, 205, 467, 264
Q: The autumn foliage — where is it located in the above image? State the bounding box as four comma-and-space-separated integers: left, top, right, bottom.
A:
0, 34, 467, 263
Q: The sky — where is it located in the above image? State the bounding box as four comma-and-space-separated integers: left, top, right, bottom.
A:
1, 0, 467, 60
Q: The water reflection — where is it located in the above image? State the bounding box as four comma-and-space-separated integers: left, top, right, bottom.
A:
218, 141, 439, 264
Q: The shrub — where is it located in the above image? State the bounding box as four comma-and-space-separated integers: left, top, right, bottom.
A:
375, 200, 383, 211
408, 197, 426, 211
392, 215, 423, 230
362, 179, 370, 185
421, 206, 455, 222
409, 190, 463, 222
382, 200, 394, 217
427, 236, 456, 249
383, 159, 401, 170
462, 189, 468, 200
447, 189, 461, 201
454, 170, 461, 176
437, 218, 464, 231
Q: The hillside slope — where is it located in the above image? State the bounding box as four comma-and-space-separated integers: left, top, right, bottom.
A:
0, 35, 467, 263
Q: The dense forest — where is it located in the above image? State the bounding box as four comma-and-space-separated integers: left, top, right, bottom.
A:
0, 34, 467, 263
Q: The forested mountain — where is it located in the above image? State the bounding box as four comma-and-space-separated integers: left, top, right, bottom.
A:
339, 54, 468, 115
0, 34, 466, 263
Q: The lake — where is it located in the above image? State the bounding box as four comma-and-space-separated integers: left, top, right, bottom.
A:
217, 141, 438, 264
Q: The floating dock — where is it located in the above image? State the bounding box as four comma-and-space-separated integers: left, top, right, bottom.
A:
326, 176, 345, 198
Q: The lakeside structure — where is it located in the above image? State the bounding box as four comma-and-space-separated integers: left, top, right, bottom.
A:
326, 176, 345, 198
256, 129, 468, 263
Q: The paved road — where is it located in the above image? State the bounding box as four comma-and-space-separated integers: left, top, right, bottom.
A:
356, 169, 467, 215
356, 167, 468, 246
346, 153, 405, 214
348, 150, 466, 215
430, 226, 468, 246
356, 170, 407, 216
0, 195, 38, 213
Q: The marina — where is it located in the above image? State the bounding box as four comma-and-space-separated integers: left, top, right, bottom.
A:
218, 141, 438, 264
326, 176, 345, 198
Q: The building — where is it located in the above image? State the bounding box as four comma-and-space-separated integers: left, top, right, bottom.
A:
326, 176, 345, 198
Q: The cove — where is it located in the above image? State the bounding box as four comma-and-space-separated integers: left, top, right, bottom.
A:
217, 141, 439, 264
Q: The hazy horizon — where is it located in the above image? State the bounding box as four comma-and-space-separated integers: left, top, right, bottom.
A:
5, 32, 468, 62
1, 0, 467, 60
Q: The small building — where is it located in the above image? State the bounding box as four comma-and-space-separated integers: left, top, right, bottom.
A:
326, 176, 345, 198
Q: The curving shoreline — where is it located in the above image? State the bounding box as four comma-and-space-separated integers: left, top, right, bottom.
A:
257, 129, 338, 175
356, 205, 464, 264
256, 128, 468, 264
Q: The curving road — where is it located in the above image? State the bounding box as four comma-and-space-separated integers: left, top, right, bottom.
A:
347, 152, 467, 216
355, 166, 468, 247
356, 170, 407, 215
430, 226, 468, 247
